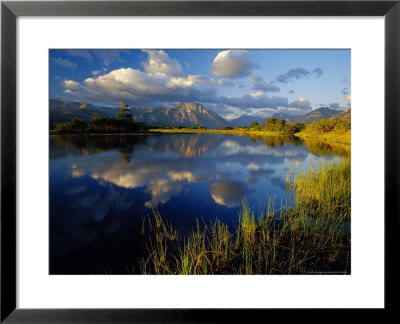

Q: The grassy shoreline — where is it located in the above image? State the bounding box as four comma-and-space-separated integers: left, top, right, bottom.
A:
149, 127, 351, 146
148, 127, 292, 136
50, 127, 350, 144
295, 130, 351, 145
140, 159, 351, 275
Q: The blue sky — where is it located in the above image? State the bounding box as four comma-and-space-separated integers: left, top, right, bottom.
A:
50, 49, 351, 119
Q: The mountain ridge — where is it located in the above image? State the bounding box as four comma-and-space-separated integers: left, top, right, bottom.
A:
50, 100, 348, 128
49, 99, 117, 125
229, 115, 267, 127
296, 107, 342, 124
50, 100, 230, 129
329, 107, 351, 120
270, 112, 303, 123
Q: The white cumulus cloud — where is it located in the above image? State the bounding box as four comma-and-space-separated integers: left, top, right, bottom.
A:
142, 49, 183, 76
288, 98, 311, 110
62, 80, 80, 90
210, 50, 258, 79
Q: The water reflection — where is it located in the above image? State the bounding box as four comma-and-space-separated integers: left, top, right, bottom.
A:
51, 135, 148, 162
304, 140, 351, 158
50, 134, 345, 274
248, 134, 305, 147
209, 181, 251, 207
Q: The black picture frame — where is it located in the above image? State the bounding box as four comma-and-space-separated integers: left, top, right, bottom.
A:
1, 0, 399, 322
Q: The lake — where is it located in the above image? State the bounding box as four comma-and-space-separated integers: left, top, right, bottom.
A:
49, 133, 346, 274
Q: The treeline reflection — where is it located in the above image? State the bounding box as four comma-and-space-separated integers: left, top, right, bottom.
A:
51, 133, 349, 162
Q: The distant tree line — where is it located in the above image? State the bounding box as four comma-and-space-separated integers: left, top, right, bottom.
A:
151, 125, 207, 130
304, 118, 351, 133
249, 118, 305, 134
248, 117, 350, 134
51, 101, 147, 133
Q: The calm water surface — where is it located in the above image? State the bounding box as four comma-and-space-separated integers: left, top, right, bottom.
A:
50, 133, 346, 274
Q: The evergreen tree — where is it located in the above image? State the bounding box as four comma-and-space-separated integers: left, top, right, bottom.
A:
116, 101, 132, 120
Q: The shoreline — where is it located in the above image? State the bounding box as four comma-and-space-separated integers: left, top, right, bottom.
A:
148, 128, 292, 136
295, 130, 351, 145
49, 128, 351, 146
148, 128, 351, 146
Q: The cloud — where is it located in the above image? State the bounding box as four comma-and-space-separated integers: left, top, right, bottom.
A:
217, 79, 234, 87
276, 67, 323, 83
249, 74, 280, 93
144, 171, 198, 207
312, 68, 324, 78
209, 181, 250, 207
252, 81, 280, 93
61, 67, 219, 106
210, 50, 258, 78
319, 102, 347, 110
276, 67, 310, 83
165, 77, 194, 89
218, 93, 289, 109
144, 179, 185, 208
218, 94, 311, 111
288, 98, 311, 110
80, 68, 168, 98
288, 89, 295, 94
166, 75, 212, 89
250, 74, 263, 83
51, 57, 77, 69
341, 88, 350, 95
64, 50, 93, 61
93, 50, 126, 66
247, 162, 260, 170
60, 51, 227, 106
62, 80, 80, 90
329, 103, 340, 109
142, 49, 183, 76
246, 168, 275, 184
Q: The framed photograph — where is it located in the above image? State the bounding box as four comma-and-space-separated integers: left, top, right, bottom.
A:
1, 0, 399, 321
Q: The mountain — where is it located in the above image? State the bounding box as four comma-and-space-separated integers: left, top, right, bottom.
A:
50, 100, 348, 129
329, 107, 351, 120
296, 107, 342, 124
130, 102, 230, 128
229, 115, 267, 127
50, 100, 230, 129
50, 99, 117, 125
270, 113, 302, 123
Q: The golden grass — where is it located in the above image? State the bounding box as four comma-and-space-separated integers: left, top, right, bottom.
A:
149, 128, 292, 136
149, 128, 351, 146
295, 130, 351, 145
